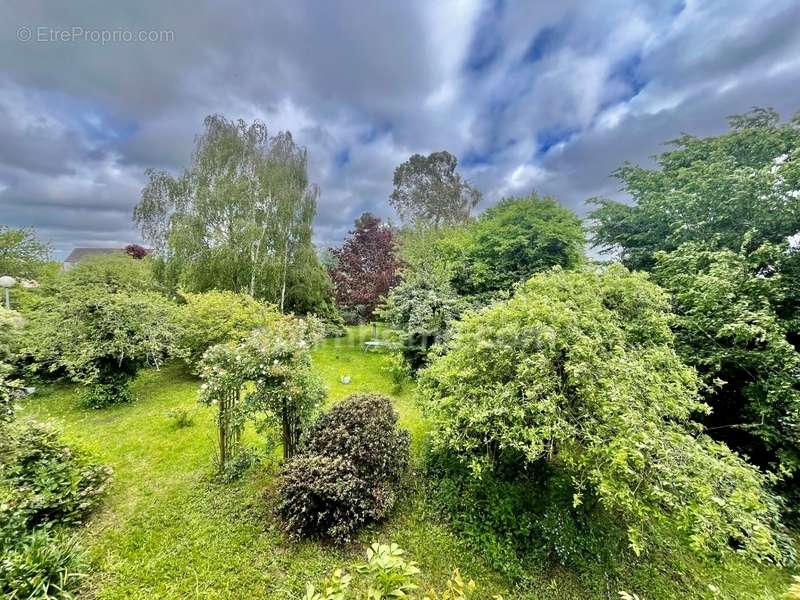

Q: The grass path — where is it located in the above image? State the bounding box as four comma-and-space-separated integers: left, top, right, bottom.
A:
21, 326, 510, 599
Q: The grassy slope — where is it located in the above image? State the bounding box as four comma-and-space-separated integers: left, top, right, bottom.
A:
21, 326, 796, 599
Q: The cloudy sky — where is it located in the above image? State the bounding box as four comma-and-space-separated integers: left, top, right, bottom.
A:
1, 1, 799, 258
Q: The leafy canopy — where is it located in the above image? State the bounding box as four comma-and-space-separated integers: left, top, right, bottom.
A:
419, 266, 789, 561
134, 115, 330, 314
445, 194, 585, 297
328, 213, 402, 323
0, 225, 50, 280
589, 107, 800, 270
390, 151, 481, 228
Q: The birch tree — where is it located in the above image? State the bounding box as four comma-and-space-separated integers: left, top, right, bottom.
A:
133, 115, 326, 313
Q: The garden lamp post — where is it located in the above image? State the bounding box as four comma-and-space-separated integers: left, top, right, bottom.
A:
0, 276, 17, 309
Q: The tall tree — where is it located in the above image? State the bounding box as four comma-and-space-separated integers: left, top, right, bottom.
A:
134, 115, 327, 313
328, 213, 401, 322
445, 194, 585, 297
0, 226, 50, 279
589, 108, 800, 512
389, 151, 481, 227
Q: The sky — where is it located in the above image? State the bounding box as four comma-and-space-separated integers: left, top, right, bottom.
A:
1, 1, 800, 258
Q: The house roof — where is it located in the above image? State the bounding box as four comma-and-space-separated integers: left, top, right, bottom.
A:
63, 247, 123, 263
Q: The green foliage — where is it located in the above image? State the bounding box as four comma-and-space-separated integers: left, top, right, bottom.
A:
277, 394, 409, 542
419, 265, 790, 563
199, 316, 326, 467
303, 543, 500, 600
57, 253, 161, 294
0, 528, 86, 600
0, 420, 112, 529
446, 195, 585, 297
653, 245, 800, 485
0, 307, 24, 423
425, 449, 628, 577
0, 412, 110, 599
390, 151, 481, 228
0, 225, 51, 280
23, 285, 179, 405
787, 575, 800, 599
166, 407, 195, 429
135, 115, 333, 315
379, 274, 468, 371
589, 107, 800, 270
175, 290, 281, 368
589, 107, 800, 513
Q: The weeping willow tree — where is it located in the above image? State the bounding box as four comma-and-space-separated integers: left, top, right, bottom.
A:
134, 115, 330, 313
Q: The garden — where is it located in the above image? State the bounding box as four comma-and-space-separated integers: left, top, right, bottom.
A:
1, 108, 800, 599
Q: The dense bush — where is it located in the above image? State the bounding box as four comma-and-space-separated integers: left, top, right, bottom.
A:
175, 290, 281, 368
445, 194, 585, 298
0, 419, 110, 599
304, 394, 410, 485
277, 454, 373, 542
23, 286, 179, 407
419, 265, 792, 563
277, 394, 410, 542
0, 420, 112, 529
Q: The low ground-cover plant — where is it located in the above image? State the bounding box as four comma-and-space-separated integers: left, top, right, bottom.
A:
303, 542, 502, 599
277, 394, 410, 542
419, 265, 794, 564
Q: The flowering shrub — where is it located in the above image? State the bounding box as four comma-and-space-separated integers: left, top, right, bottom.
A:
199, 315, 326, 473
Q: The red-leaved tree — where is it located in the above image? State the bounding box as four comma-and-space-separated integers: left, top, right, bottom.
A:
328, 213, 401, 323
125, 244, 149, 259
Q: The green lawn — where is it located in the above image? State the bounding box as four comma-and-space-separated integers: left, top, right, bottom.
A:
21, 326, 797, 599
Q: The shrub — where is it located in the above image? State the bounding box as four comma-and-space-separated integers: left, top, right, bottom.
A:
277, 454, 372, 542
419, 265, 791, 563
379, 274, 467, 370
23, 287, 178, 406
277, 394, 410, 542
175, 290, 280, 369
166, 407, 195, 429
0, 420, 112, 529
304, 394, 410, 486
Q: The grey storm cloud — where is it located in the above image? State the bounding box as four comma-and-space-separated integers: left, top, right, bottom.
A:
0, 0, 799, 257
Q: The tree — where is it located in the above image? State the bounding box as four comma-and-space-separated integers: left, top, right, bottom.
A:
134, 115, 329, 314
328, 213, 402, 323
588, 108, 800, 512
390, 151, 481, 227
653, 244, 800, 501
445, 194, 585, 297
589, 107, 800, 270
0, 226, 50, 279
124, 243, 148, 259
419, 266, 790, 562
